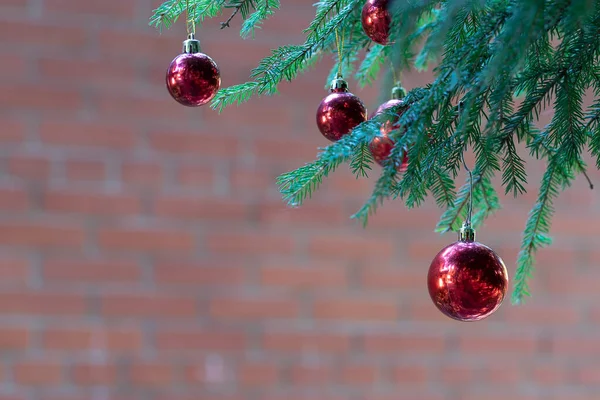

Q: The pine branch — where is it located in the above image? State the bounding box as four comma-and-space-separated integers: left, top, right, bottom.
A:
512, 162, 561, 304
355, 44, 387, 88
350, 142, 373, 178
211, 0, 361, 111
239, 0, 280, 38
278, 119, 380, 207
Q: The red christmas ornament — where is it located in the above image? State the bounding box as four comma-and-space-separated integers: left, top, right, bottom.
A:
369, 135, 409, 170
166, 34, 221, 107
361, 0, 392, 45
369, 86, 409, 170
316, 78, 367, 142
427, 224, 509, 322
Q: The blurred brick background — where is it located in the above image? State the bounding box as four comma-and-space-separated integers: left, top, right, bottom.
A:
1, 1, 600, 399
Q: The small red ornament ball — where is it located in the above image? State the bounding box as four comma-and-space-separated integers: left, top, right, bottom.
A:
316, 79, 367, 142
166, 36, 221, 107
369, 135, 409, 170
427, 235, 509, 322
368, 97, 409, 169
361, 0, 392, 45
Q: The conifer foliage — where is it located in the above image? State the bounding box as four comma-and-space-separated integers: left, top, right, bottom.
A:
151, 0, 600, 304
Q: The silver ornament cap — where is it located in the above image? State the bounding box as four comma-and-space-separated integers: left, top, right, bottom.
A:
182, 33, 201, 54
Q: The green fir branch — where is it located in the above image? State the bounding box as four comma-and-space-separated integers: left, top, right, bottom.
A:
350, 142, 373, 178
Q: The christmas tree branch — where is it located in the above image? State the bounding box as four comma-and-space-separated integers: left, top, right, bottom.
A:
211, 0, 361, 111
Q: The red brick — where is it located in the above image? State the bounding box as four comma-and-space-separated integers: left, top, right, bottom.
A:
230, 167, 272, 192
71, 364, 117, 385
363, 333, 446, 354
441, 364, 475, 384
177, 165, 214, 188
42, 327, 140, 351
0, 0, 28, 9
258, 202, 345, 226
14, 362, 62, 385
409, 301, 450, 322
0, 292, 86, 315
98, 228, 194, 252
240, 363, 278, 387
44, 0, 135, 18
458, 333, 537, 355
253, 138, 319, 161
122, 163, 163, 187
9, 156, 50, 180
340, 365, 377, 384
44, 191, 140, 215
129, 363, 174, 386
207, 233, 294, 255
0, 327, 30, 349
154, 263, 244, 286
101, 294, 196, 317
39, 121, 136, 149
0, 21, 86, 50
0, 258, 29, 284
154, 197, 248, 220
260, 265, 347, 288
98, 31, 176, 60
361, 268, 425, 290
0, 223, 84, 248
97, 93, 188, 121
210, 297, 298, 319
44, 259, 140, 283
505, 304, 580, 325
156, 330, 245, 351
0, 85, 81, 110
290, 365, 333, 385
148, 132, 239, 156
531, 363, 568, 384
42, 329, 92, 350
263, 332, 350, 353
313, 298, 398, 320
0, 118, 25, 142
66, 160, 106, 181
0, 187, 29, 211
308, 236, 394, 260
481, 361, 521, 384
552, 335, 600, 356
392, 365, 428, 385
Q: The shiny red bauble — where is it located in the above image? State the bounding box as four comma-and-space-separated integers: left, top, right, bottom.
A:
368, 94, 409, 169
427, 230, 509, 322
166, 35, 221, 107
369, 134, 408, 170
361, 0, 392, 45
316, 78, 367, 142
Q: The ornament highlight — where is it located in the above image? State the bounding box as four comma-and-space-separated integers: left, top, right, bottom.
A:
427, 224, 509, 321
369, 85, 409, 170
166, 33, 221, 107
361, 0, 392, 45
316, 78, 367, 142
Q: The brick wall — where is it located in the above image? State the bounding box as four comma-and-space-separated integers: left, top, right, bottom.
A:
1, 1, 600, 399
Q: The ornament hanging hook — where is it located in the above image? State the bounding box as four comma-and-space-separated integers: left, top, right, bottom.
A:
185, 0, 196, 36
461, 152, 474, 228
335, 28, 345, 78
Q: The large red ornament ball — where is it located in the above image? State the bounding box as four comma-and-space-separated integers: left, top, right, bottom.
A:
166, 39, 221, 107
316, 79, 367, 142
361, 0, 392, 45
427, 235, 508, 322
368, 96, 409, 169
